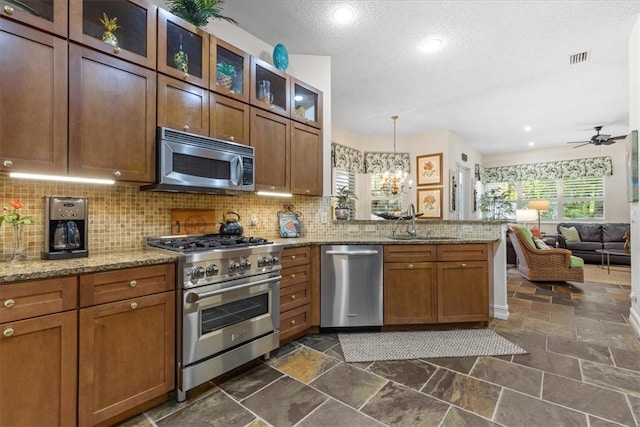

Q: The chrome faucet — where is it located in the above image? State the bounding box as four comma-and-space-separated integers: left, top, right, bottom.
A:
406, 203, 417, 237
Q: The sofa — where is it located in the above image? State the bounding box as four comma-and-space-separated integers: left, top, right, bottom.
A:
556, 222, 630, 265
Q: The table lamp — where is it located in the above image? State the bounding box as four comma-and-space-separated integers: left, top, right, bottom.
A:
528, 200, 550, 230
515, 209, 537, 228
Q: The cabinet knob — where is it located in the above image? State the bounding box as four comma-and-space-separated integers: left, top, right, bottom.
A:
291, 255, 296, 260
461, 263, 467, 268
129, 280, 137, 288
290, 294, 296, 300
3, 327, 14, 337
291, 273, 296, 279
290, 320, 296, 326
3, 5, 14, 15
3, 160, 13, 168
183, 125, 190, 131
3, 299, 15, 308
305, 189, 310, 194
269, 186, 275, 191
130, 302, 138, 310
113, 47, 121, 54
229, 136, 235, 142
408, 264, 414, 269
114, 170, 121, 178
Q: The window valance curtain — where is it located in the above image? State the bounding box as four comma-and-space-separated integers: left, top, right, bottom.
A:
482, 156, 613, 183
331, 143, 365, 173
364, 152, 411, 174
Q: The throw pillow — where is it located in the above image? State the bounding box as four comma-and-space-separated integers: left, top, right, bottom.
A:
559, 226, 581, 243
570, 255, 584, 268
534, 238, 550, 250
514, 226, 536, 249
530, 226, 542, 238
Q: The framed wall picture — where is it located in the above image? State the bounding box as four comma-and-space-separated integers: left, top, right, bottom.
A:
626, 130, 638, 202
417, 187, 443, 219
416, 153, 443, 186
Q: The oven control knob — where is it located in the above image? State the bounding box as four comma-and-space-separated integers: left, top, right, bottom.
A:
241, 259, 252, 269
191, 266, 205, 281
205, 264, 219, 276
258, 257, 268, 267
229, 261, 241, 272
269, 256, 279, 265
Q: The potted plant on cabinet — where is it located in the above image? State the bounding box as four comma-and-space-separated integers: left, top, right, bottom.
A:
334, 186, 357, 220
167, 0, 238, 27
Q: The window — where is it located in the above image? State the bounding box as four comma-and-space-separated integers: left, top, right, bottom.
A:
334, 168, 356, 214
562, 177, 604, 219
480, 182, 516, 220
522, 179, 557, 219
370, 173, 402, 214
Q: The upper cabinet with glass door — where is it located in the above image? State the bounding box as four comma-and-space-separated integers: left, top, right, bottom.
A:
157, 9, 209, 89
1, 0, 67, 37
250, 56, 290, 117
211, 36, 249, 103
69, 0, 157, 69
291, 78, 322, 129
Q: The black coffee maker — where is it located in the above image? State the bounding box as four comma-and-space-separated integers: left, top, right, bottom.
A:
42, 196, 89, 260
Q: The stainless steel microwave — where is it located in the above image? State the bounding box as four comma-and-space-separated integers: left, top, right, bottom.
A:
141, 128, 255, 194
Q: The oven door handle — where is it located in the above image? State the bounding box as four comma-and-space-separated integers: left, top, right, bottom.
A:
185, 275, 280, 303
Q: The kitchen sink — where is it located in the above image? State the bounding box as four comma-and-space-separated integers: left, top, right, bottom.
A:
387, 236, 459, 241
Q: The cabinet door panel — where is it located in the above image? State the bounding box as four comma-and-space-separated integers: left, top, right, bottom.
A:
384, 262, 437, 324
384, 245, 437, 263
291, 122, 322, 196
78, 291, 175, 426
158, 74, 209, 136
211, 36, 249, 102
0, 311, 77, 427
68, 45, 156, 182
437, 261, 489, 323
250, 107, 290, 192
0, 20, 67, 175
0, 0, 67, 37
210, 92, 250, 144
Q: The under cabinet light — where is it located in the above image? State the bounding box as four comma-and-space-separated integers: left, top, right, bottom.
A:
256, 191, 293, 198
10, 172, 116, 185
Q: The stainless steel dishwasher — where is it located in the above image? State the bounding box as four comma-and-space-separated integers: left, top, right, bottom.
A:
320, 245, 383, 328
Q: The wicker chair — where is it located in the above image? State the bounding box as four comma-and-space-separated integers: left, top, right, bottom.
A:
508, 226, 584, 282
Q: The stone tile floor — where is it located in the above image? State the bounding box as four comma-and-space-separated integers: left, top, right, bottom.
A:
120, 269, 640, 426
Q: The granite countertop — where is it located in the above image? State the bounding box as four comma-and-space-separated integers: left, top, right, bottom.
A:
0, 237, 498, 284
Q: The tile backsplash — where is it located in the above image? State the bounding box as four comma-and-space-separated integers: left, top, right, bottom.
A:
0, 176, 503, 261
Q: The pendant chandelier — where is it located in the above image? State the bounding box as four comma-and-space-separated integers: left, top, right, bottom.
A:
381, 115, 412, 195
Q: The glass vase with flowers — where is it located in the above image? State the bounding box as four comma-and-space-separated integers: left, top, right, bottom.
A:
1, 200, 35, 262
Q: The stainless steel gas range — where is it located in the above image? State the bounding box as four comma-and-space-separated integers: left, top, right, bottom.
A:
146, 234, 283, 402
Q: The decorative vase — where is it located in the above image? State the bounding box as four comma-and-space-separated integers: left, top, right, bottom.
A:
101, 30, 119, 47
174, 45, 189, 74
218, 74, 233, 89
273, 43, 289, 72
10, 223, 26, 262
335, 208, 350, 220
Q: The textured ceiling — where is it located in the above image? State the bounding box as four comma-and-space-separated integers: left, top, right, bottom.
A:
218, 0, 640, 154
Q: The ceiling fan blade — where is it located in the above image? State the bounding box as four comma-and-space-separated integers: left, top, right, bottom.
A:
602, 139, 617, 145
571, 142, 592, 149
567, 140, 590, 144
609, 135, 627, 140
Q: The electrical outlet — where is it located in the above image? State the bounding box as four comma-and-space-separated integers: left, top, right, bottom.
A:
250, 214, 258, 226
320, 212, 328, 224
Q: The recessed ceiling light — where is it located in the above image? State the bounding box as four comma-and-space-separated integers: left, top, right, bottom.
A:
332, 6, 354, 24
524, 126, 532, 132
528, 141, 535, 147
419, 38, 443, 53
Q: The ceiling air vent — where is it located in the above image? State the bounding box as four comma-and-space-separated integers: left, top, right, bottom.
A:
569, 51, 590, 65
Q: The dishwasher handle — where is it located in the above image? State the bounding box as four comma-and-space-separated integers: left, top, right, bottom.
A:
325, 250, 379, 256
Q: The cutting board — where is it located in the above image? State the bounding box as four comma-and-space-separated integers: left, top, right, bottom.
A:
170, 209, 218, 235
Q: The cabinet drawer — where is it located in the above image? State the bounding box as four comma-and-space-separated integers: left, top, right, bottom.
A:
281, 246, 311, 268
279, 304, 309, 341
384, 245, 436, 263
437, 244, 488, 261
280, 282, 310, 313
0, 277, 77, 323
79, 263, 175, 307
281, 264, 311, 288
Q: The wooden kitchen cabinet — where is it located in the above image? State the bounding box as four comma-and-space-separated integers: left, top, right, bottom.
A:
157, 8, 209, 88
157, 73, 210, 136
78, 263, 175, 426
0, 276, 78, 427
211, 35, 250, 103
0, 19, 68, 175
250, 56, 290, 117
69, 0, 157, 69
68, 44, 156, 183
250, 106, 290, 193
0, 0, 68, 38
437, 244, 489, 323
210, 92, 250, 144
279, 246, 311, 343
383, 245, 438, 324
291, 122, 323, 196
291, 77, 323, 128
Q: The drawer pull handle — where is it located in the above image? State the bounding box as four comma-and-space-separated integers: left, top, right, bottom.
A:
129, 280, 137, 288
291, 273, 296, 279
4, 299, 15, 308
130, 302, 138, 310
229, 136, 235, 141
461, 263, 467, 268
3, 5, 14, 15
290, 320, 296, 326
114, 47, 121, 54
290, 294, 296, 300
408, 264, 414, 269
3, 328, 14, 337
291, 255, 296, 260
3, 160, 13, 168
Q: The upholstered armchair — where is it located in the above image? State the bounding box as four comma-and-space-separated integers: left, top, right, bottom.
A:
508, 225, 584, 283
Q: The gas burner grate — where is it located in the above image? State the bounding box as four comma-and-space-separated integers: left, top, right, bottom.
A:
146, 234, 272, 253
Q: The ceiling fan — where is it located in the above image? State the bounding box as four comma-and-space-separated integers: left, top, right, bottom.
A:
567, 126, 626, 148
